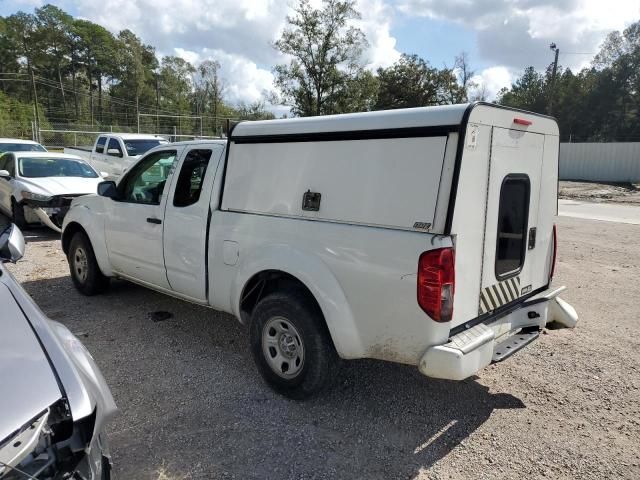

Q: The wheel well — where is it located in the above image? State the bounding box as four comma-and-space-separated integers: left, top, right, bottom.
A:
239, 270, 323, 325
61, 222, 87, 255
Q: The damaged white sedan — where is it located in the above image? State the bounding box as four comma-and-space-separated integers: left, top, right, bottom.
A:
0, 152, 103, 232
0, 222, 117, 478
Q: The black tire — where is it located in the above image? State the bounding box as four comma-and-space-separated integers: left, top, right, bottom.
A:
11, 198, 27, 230
68, 231, 110, 295
249, 290, 338, 399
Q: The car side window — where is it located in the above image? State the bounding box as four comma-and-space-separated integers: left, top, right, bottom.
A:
119, 150, 177, 205
173, 149, 213, 207
96, 136, 107, 154
107, 138, 123, 158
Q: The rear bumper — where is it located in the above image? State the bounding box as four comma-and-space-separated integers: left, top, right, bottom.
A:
418, 286, 578, 380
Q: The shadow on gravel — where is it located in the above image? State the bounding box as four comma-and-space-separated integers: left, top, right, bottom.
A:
0, 212, 60, 243
21, 227, 60, 243
21, 274, 526, 480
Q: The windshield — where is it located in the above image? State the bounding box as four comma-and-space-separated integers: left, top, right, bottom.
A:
0, 143, 47, 153
123, 139, 166, 156
18, 157, 98, 178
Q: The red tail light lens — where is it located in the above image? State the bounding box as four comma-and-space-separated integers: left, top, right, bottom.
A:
550, 224, 557, 280
418, 248, 455, 322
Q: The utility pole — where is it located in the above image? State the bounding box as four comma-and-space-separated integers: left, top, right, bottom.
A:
29, 67, 40, 143
548, 43, 560, 116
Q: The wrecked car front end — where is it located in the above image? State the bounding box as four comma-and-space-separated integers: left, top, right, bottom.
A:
20, 193, 86, 233
0, 400, 112, 479
0, 224, 117, 478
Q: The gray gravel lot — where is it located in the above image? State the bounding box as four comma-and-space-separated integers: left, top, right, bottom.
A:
5, 215, 640, 479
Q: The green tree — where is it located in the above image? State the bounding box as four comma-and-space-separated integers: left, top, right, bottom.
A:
193, 59, 226, 130
273, 0, 368, 116
375, 54, 462, 110
234, 101, 276, 120
111, 29, 158, 118
34, 5, 74, 117
496, 66, 547, 114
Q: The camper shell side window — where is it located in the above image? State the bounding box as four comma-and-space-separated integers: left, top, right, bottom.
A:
495, 174, 530, 280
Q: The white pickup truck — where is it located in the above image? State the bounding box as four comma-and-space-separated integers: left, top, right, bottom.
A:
64, 133, 167, 179
61, 103, 578, 399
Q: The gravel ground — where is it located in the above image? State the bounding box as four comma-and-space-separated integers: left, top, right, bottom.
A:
560, 181, 640, 205
5, 216, 640, 479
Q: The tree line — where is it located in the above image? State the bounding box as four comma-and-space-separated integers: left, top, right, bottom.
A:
497, 21, 640, 142
0, 4, 275, 137
1, 0, 638, 142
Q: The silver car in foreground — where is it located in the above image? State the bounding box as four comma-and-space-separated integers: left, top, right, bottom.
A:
0, 221, 116, 479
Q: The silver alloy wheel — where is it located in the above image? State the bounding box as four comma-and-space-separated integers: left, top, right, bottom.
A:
73, 246, 89, 283
262, 316, 305, 378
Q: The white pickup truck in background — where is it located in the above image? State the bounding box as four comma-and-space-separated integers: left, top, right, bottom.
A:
61, 103, 578, 399
64, 133, 167, 179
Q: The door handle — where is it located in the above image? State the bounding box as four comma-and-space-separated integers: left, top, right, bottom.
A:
528, 227, 536, 249
146, 217, 162, 224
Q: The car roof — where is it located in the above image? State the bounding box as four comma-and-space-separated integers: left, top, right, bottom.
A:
11, 152, 84, 161
0, 138, 42, 145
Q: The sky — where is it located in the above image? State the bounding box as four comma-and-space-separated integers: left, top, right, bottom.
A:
1, 0, 639, 113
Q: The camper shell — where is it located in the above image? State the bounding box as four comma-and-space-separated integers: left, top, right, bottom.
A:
62, 102, 578, 397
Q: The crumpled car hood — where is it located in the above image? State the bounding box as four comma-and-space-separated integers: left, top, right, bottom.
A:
0, 282, 62, 444
19, 176, 102, 197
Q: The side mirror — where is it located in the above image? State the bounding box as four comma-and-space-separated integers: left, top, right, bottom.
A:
0, 224, 25, 263
0, 169, 11, 179
107, 148, 123, 158
97, 180, 118, 199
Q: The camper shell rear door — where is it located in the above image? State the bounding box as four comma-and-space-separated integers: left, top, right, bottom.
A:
448, 104, 559, 329
478, 127, 544, 315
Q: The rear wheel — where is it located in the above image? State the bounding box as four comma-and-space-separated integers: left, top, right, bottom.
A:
68, 231, 109, 295
11, 198, 27, 230
249, 290, 338, 399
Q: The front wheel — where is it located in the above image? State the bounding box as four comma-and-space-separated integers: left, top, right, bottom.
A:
249, 290, 338, 399
68, 231, 110, 296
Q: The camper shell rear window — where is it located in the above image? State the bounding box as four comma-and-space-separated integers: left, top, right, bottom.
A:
495, 174, 530, 280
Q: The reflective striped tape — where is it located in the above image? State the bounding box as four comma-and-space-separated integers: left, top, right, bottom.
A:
479, 276, 521, 315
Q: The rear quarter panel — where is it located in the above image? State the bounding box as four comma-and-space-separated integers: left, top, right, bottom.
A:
208, 212, 452, 365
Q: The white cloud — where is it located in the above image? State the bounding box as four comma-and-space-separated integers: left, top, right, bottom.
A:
469, 66, 514, 101
22, 0, 400, 115
398, 0, 640, 71
355, 0, 401, 70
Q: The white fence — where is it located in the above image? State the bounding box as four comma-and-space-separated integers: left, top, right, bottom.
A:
560, 142, 640, 183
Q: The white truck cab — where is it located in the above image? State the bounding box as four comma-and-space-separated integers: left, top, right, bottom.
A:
61, 103, 578, 398
64, 134, 167, 179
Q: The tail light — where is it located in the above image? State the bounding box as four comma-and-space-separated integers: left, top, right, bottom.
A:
550, 224, 558, 280
418, 248, 455, 322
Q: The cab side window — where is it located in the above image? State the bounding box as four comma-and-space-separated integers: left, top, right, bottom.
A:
107, 138, 123, 158
119, 150, 177, 205
96, 136, 107, 154
173, 149, 213, 207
